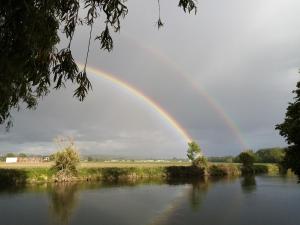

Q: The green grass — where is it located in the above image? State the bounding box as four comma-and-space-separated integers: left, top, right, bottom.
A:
0, 161, 190, 169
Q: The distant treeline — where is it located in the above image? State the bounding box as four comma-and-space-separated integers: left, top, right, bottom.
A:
0, 153, 28, 161
1, 148, 285, 164
0, 153, 48, 162
208, 147, 285, 164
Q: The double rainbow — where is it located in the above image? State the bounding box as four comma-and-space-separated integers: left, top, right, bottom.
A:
78, 64, 192, 143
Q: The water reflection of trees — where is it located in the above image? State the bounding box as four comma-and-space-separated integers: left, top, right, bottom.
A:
48, 183, 79, 225
188, 178, 210, 210
241, 175, 257, 193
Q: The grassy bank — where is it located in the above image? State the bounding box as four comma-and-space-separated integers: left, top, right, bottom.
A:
0, 166, 205, 184
0, 162, 281, 184
208, 163, 280, 176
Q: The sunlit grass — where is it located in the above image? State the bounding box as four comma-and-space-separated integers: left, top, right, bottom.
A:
0, 161, 190, 169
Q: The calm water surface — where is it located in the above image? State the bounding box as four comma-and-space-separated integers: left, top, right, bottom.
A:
0, 175, 299, 225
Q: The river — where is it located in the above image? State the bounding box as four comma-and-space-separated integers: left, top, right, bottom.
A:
0, 175, 299, 225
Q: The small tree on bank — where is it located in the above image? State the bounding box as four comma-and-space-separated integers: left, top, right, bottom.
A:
187, 141, 201, 161
238, 150, 256, 174
52, 137, 80, 181
187, 141, 207, 168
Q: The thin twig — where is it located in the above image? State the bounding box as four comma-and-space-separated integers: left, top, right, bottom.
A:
84, 23, 94, 71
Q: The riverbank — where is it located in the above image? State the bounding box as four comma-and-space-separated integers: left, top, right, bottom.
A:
0, 162, 280, 184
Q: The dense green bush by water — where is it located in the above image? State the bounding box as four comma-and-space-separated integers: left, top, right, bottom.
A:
0, 168, 55, 185
208, 164, 240, 176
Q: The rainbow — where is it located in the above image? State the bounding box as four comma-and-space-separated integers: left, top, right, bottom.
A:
121, 33, 248, 150
78, 64, 192, 143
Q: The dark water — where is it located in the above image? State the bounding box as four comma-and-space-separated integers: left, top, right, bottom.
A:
0, 175, 299, 225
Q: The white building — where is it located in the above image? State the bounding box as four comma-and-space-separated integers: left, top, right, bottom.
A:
5, 157, 18, 163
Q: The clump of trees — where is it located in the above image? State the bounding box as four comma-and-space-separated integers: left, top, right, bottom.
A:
187, 141, 207, 169
276, 79, 300, 178
208, 148, 285, 164
208, 156, 235, 163
0, 153, 30, 161
4, 153, 16, 157
52, 137, 80, 181
255, 148, 285, 164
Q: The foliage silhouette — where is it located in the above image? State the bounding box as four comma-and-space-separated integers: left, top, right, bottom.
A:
0, 0, 197, 129
276, 79, 300, 178
0, 169, 28, 185
276, 81, 300, 178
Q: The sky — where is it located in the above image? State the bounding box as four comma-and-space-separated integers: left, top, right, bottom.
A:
1, 0, 300, 158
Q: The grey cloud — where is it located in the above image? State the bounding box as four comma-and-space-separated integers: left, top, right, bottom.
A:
1, 0, 300, 157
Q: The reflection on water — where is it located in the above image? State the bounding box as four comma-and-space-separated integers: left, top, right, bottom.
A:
189, 178, 210, 210
0, 176, 299, 225
49, 183, 79, 225
241, 175, 256, 193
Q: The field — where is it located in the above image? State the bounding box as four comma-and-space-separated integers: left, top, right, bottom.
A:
0, 161, 190, 169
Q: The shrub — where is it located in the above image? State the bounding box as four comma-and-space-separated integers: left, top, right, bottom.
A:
208, 164, 240, 176
253, 164, 269, 174
52, 137, 80, 181
53, 148, 80, 174
238, 151, 255, 166
165, 166, 205, 178
208, 165, 227, 176
255, 148, 285, 163
238, 150, 256, 174
192, 156, 208, 169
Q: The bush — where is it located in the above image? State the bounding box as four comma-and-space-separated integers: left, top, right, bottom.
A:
208, 156, 234, 163
255, 148, 285, 163
165, 166, 205, 178
53, 148, 80, 175
208, 164, 240, 176
192, 156, 208, 168
253, 164, 269, 174
208, 165, 227, 176
52, 137, 80, 181
238, 150, 256, 174
238, 151, 255, 166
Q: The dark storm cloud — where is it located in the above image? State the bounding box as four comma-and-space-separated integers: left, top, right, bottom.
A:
1, 0, 300, 157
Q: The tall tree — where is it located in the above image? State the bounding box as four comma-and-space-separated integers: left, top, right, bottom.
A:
276, 79, 300, 177
0, 0, 197, 129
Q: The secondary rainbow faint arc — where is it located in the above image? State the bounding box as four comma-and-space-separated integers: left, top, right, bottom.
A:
121, 33, 248, 150
78, 64, 192, 143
